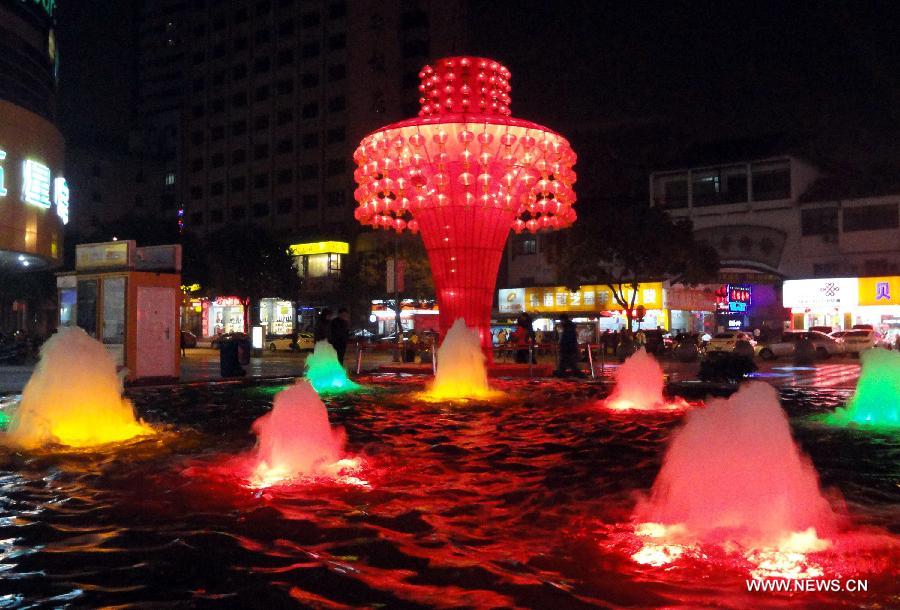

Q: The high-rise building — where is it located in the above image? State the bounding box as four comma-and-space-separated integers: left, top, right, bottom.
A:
0, 0, 68, 270
136, 0, 467, 241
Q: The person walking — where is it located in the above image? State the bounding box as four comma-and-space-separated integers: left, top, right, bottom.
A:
555, 314, 583, 377
511, 315, 531, 364
329, 307, 350, 364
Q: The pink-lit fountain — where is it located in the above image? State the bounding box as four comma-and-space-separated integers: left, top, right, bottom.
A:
602, 348, 689, 411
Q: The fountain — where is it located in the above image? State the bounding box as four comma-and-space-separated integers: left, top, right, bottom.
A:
426, 318, 500, 401
247, 380, 358, 487
631, 382, 838, 574
353, 56, 578, 361
4, 327, 153, 448
824, 348, 899, 429
603, 348, 689, 411
304, 340, 360, 394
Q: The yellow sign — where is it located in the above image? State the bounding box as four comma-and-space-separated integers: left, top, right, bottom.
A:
75, 240, 132, 270
182, 283, 202, 293
523, 283, 663, 313
288, 241, 349, 256
857, 276, 900, 306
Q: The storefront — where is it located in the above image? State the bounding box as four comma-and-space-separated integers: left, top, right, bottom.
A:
202, 296, 248, 338
370, 299, 438, 335
784, 276, 900, 336
259, 298, 294, 337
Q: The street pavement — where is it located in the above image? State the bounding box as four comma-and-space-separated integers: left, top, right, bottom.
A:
0, 348, 864, 394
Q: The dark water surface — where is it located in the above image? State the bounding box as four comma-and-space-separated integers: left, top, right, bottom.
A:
0, 378, 896, 608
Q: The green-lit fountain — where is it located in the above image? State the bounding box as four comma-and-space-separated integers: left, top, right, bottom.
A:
304, 340, 361, 395
825, 349, 899, 430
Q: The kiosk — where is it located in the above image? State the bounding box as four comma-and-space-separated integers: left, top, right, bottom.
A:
56, 241, 182, 381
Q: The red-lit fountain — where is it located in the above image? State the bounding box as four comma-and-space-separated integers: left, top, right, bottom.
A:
352, 57, 577, 360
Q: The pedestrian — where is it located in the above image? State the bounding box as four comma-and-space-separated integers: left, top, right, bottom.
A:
180, 330, 187, 357
329, 307, 350, 364
511, 315, 531, 364
555, 314, 583, 377
314, 308, 332, 342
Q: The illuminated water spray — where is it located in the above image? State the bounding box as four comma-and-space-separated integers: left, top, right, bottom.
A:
631, 382, 837, 577
426, 318, 499, 401
353, 56, 578, 361
5, 327, 153, 448
824, 348, 899, 429
248, 380, 358, 487
603, 348, 689, 411
304, 340, 360, 394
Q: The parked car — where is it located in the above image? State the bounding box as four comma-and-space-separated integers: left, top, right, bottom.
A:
211, 332, 248, 349
829, 329, 877, 354
756, 330, 845, 360
267, 332, 315, 352
180, 330, 197, 348
809, 325, 834, 334
706, 331, 756, 353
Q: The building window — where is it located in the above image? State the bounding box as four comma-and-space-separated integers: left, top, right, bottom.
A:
254, 115, 270, 130
254, 173, 269, 188
327, 96, 346, 112
211, 125, 225, 141
255, 85, 270, 101
165, 172, 176, 185
231, 92, 247, 107
301, 103, 319, 118
328, 1, 346, 19
813, 262, 840, 277
301, 72, 319, 88
234, 37, 248, 52
211, 209, 224, 223
301, 164, 319, 180
211, 182, 224, 196
277, 169, 293, 184
302, 194, 318, 209
191, 158, 204, 172
212, 70, 225, 86
232, 207, 246, 220
231, 176, 246, 192
191, 130, 204, 145
326, 190, 344, 207
211, 98, 225, 113
801, 207, 838, 236
212, 153, 224, 168
691, 166, 748, 207
232, 149, 247, 163
326, 159, 346, 176
190, 212, 203, 224
254, 57, 271, 73
751, 160, 791, 201
520, 237, 537, 255
842, 203, 900, 232
276, 109, 293, 125
192, 51, 205, 65
234, 7, 248, 23
328, 33, 346, 50
277, 197, 293, 214
254, 144, 269, 160
327, 64, 346, 81
191, 104, 204, 118
276, 79, 294, 95
401, 9, 428, 29
301, 12, 320, 27
231, 120, 247, 135
255, 28, 271, 44
302, 133, 319, 148
252, 203, 269, 217
233, 64, 247, 79
402, 39, 429, 58
277, 49, 294, 66
326, 127, 345, 144
256, 0, 272, 14
301, 42, 320, 58
278, 20, 295, 37
276, 138, 294, 154
190, 186, 203, 200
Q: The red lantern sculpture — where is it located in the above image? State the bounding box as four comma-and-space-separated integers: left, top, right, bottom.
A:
353, 57, 577, 360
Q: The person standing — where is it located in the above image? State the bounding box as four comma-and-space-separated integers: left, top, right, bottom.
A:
329, 307, 350, 364
511, 315, 531, 364
555, 314, 583, 376
314, 308, 332, 342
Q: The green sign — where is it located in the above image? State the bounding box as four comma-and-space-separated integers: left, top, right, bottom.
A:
21, 0, 56, 18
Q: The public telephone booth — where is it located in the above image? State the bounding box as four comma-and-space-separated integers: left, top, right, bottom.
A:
56, 240, 182, 382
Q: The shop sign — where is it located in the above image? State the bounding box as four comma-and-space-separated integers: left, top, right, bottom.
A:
782, 278, 858, 309
857, 276, 900, 306
522, 283, 663, 313
727, 284, 752, 312
75, 241, 133, 270
288, 241, 349, 256
0, 150, 69, 224
214, 296, 243, 307
498, 288, 524, 313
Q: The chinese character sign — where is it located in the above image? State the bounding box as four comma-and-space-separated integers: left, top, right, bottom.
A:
0, 150, 7, 197
54, 177, 69, 225
22, 159, 52, 208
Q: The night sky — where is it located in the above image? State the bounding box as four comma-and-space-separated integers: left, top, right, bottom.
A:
57, 1, 900, 169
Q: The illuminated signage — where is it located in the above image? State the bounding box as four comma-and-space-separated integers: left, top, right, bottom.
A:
498, 288, 525, 313
214, 296, 244, 307
782, 278, 859, 309
857, 276, 900, 306
22, 159, 52, 208
0, 150, 70, 223
519, 283, 664, 313
727, 284, 751, 312
53, 177, 69, 224
288, 241, 349, 256
0, 150, 6, 196
28, 0, 57, 17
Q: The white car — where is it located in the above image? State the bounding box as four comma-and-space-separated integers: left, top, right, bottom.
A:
756, 330, 844, 360
830, 330, 877, 354
267, 332, 315, 352
706, 331, 756, 353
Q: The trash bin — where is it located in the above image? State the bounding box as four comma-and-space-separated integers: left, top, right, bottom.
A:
237, 336, 252, 365
219, 336, 246, 377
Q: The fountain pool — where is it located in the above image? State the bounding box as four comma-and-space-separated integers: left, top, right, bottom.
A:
0, 376, 894, 608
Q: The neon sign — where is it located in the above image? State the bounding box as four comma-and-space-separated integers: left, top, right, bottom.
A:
26, 0, 57, 18
53, 177, 69, 224
22, 159, 52, 208
727, 284, 751, 312
0, 150, 6, 197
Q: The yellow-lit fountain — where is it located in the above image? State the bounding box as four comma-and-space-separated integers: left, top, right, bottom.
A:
5, 327, 153, 448
425, 318, 501, 401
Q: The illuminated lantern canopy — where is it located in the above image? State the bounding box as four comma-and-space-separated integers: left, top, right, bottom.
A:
353, 57, 577, 359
